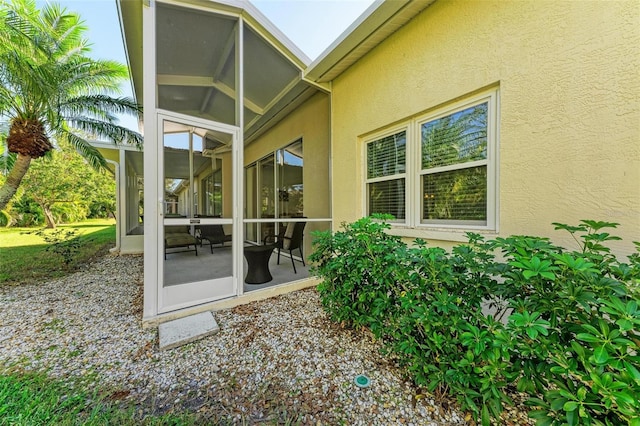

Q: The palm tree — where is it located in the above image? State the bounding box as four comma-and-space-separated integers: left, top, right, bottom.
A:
0, 0, 142, 211
0, 122, 13, 175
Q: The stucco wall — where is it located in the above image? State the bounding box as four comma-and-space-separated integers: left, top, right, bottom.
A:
331, 0, 639, 255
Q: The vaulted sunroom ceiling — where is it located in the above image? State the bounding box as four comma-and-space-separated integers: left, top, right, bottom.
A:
117, 0, 327, 146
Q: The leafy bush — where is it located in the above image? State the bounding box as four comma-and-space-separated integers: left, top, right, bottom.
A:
494, 221, 640, 426
32, 228, 83, 267
310, 217, 640, 425
11, 196, 44, 226
51, 201, 90, 224
0, 209, 10, 227
309, 214, 408, 333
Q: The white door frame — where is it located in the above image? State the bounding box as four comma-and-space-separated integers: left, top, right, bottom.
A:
156, 110, 242, 314
142, 2, 245, 320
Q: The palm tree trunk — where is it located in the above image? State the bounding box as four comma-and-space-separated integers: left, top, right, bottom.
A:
0, 154, 32, 210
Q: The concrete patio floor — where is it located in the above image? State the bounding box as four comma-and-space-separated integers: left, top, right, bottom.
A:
163, 244, 310, 292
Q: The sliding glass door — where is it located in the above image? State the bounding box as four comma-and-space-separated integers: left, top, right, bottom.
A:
277, 140, 303, 218
245, 140, 303, 245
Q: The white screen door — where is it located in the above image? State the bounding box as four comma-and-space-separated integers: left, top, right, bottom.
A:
158, 113, 238, 313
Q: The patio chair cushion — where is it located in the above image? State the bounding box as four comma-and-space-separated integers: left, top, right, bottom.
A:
165, 232, 198, 248
165, 226, 198, 248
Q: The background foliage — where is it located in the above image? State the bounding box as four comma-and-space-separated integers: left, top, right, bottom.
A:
0, 146, 115, 227
310, 216, 640, 425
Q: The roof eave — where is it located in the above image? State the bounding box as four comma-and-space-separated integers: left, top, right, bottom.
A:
117, 0, 144, 104
241, 1, 311, 69
304, 0, 437, 83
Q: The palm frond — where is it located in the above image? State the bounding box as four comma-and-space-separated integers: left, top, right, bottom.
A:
61, 59, 129, 95
0, 123, 16, 175
66, 117, 142, 148
0, 152, 17, 175
1, 0, 141, 157
59, 129, 106, 170
61, 95, 141, 117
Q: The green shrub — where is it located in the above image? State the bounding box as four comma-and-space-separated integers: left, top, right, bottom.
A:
494, 221, 640, 426
311, 217, 640, 425
11, 197, 44, 226
51, 201, 90, 224
309, 214, 408, 333
32, 228, 83, 267
0, 210, 10, 227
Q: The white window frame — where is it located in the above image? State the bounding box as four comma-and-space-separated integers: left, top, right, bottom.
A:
363, 88, 499, 235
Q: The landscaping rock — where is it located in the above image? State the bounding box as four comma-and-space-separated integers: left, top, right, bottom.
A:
0, 254, 533, 424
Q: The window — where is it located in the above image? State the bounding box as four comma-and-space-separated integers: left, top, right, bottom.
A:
421, 101, 489, 226
277, 140, 303, 218
366, 131, 406, 221
245, 139, 304, 243
247, 140, 304, 220
202, 166, 222, 217
365, 89, 498, 230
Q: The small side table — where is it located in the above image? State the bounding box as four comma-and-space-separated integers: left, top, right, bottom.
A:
244, 245, 275, 284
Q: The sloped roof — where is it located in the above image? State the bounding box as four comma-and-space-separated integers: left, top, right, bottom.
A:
116, 0, 436, 140
117, 0, 319, 143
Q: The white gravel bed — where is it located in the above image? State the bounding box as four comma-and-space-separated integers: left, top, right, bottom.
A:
0, 254, 532, 425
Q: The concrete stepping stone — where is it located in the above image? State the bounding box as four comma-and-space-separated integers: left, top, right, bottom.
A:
158, 311, 219, 350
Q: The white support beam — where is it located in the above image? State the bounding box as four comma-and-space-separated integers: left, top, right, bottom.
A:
244, 76, 301, 131
260, 76, 301, 115
213, 21, 238, 79
157, 74, 216, 87
142, 0, 159, 321
234, 16, 245, 298
201, 21, 239, 113
302, 76, 331, 93
158, 74, 263, 115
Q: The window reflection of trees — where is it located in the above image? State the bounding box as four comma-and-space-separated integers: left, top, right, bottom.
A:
366, 131, 406, 220
277, 140, 303, 218
421, 103, 488, 222
245, 140, 304, 243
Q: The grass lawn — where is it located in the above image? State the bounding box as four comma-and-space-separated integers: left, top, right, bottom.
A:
0, 370, 196, 426
0, 218, 116, 285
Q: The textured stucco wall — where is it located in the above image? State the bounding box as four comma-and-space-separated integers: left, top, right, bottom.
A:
331, 0, 639, 255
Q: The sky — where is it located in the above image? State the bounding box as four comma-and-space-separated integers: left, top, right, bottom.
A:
39, 0, 376, 131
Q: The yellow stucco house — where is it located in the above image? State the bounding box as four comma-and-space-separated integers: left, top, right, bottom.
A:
106, 0, 639, 323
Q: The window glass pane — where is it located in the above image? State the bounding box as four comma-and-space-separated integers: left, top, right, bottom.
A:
201, 159, 222, 217
422, 166, 487, 222
203, 175, 211, 215
245, 165, 257, 219
367, 131, 406, 179
278, 140, 303, 217
422, 103, 487, 169
214, 169, 222, 214
202, 169, 221, 216
368, 178, 405, 220
244, 165, 258, 243
260, 154, 275, 218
